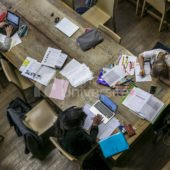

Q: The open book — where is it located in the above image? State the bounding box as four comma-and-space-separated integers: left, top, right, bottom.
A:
102, 65, 127, 87
122, 87, 164, 123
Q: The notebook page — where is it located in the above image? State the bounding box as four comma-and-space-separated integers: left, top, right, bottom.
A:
135, 62, 152, 82
55, 17, 79, 37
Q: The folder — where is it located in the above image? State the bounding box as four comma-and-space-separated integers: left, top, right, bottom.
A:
99, 132, 129, 158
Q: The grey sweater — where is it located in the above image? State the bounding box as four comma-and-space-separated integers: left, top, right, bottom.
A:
0, 37, 12, 52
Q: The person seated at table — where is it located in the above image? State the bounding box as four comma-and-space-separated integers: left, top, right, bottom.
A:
55, 106, 103, 156
138, 49, 170, 86
0, 22, 13, 52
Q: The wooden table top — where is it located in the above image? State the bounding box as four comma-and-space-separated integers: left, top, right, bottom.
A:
1, 0, 170, 160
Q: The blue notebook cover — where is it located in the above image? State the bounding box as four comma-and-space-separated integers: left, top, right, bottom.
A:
99, 132, 129, 158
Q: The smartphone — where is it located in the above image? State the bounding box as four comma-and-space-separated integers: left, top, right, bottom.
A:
149, 85, 157, 94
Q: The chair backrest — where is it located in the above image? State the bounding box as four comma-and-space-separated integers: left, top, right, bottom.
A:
50, 137, 77, 161
146, 0, 166, 13
24, 100, 58, 135
62, 0, 74, 9
97, 0, 117, 16
0, 58, 21, 87
98, 24, 121, 43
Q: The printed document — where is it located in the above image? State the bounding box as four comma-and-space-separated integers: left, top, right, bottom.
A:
41, 47, 67, 69
60, 59, 93, 87
55, 17, 79, 37
19, 57, 37, 72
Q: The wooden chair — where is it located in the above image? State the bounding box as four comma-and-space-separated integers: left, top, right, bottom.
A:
82, 0, 118, 31
98, 24, 121, 44
141, 0, 170, 31
0, 58, 33, 102
23, 100, 58, 136
50, 136, 97, 169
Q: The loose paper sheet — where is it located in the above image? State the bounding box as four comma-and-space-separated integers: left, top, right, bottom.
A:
55, 17, 79, 37
49, 79, 69, 100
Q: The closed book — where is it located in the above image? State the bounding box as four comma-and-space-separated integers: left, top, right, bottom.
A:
99, 132, 129, 158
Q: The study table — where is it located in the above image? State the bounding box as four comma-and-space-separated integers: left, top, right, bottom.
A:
1, 0, 170, 161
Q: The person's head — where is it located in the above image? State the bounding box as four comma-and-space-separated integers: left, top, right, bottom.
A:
152, 60, 168, 79
60, 106, 87, 129
55, 106, 86, 138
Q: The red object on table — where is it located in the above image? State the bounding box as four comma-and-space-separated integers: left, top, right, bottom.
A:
0, 12, 7, 22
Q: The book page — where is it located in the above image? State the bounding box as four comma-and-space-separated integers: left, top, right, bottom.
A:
122, 87, 151, 113
102, 65, 127, 87
141, 95, 164, 123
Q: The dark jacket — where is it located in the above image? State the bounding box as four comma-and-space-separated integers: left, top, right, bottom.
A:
6, 98, 44, 159
58, 125, 98, 156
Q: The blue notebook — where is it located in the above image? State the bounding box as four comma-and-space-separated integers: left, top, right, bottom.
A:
99, 132, 129, 158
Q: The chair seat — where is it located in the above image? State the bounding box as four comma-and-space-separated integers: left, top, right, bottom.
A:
82, 6, 111, 27
24, 100, 58, 135
15, 69, 33, 90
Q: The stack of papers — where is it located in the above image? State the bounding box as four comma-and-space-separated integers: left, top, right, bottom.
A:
118, 55, 137, 75
41, 47, 67, 69
135, 62, 152, 82
55, 17, 79, 37
20, 57, 56, 86
49, 79, 69, 100
60, 59, 93, 87
83, 104, 120, 140
0, 33, 22, 49
102, 65, 127, 87
122, 87, 164, 123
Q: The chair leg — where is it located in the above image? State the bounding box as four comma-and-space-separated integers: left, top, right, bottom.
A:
17, 87, 28, 103
159, 13, 165, 32
141, 0, 146, 17
112, 0, 118, 32
136, 0, 140, 15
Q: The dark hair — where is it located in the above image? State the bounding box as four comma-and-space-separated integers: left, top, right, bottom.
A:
152, 60, 168, 78
55, 106, 86, 140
